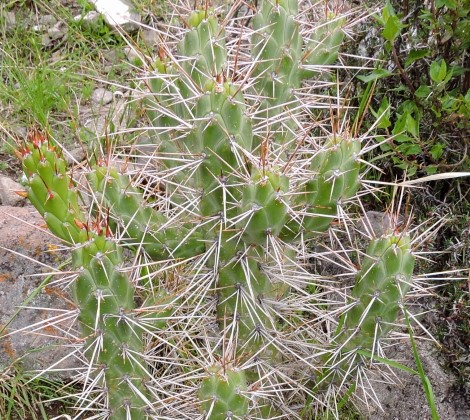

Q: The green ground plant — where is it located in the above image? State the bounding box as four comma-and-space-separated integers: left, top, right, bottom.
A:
0, 0, 131, 149
2, 0, 469, 419
357, 0, 469, 176
0, 364, 74, 420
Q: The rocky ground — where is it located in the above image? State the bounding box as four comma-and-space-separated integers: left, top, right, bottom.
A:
0, 1, 469, 419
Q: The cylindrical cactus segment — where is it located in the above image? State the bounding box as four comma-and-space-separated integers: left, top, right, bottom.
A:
199, 367, 249, 419
216, 241, 289, 361
19, 139, 86, 243
251, 0, 303, 144
72, 236, 150, 419
179, 9, 227, 93
18, 138, 151, 418
147, 11, 226, 128
337, 233, 415, 351
302, 15, 346, 78
252, 0, 302, 97
282, 135, 361, 241
146, 9, 229, 193
146, 58, 188, 144
251, 2, 346, 147
166, 82, 252, 218
88, 166, 205, 260
240, 168, 289, 245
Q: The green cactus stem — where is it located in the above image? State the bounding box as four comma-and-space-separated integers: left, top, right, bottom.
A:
337, 233, 415, 352
252, 1, 346, 146
199, 366, 249, 419
312, 232, 416, 395
20, 139, 86, 243
282, 135, 361, 241
240, 168, 289, 245
72, 236, 150, 418
87, 166, 205, 260
302, 15, 347, 78
18, 137, 151, 418
181, 9, 227, 94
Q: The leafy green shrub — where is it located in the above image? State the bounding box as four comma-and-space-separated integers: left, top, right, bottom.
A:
359, 0, 469, 176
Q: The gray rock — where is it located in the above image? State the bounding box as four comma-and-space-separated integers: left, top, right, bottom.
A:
0, 206, 78, 379
89, 0, 141, 32
141, 29, 159, 49
73, 10, 101, 26
3, 11, 16, 30
91, 87, 114, 105
103, 49, 119, 63
9, 125, 27, 139
39, 14, 57, 26
64, 147, 87, 166
82, 96, 130, 138
41, 33, 52, 47
123, 45, 142, 63
47, 22, 67, 41
103, 64, 115, 73
0, 175, 26, 206
357, 211, 403, 238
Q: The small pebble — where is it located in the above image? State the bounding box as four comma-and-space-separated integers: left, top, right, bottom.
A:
4, 11, 16, 29
0, 175, 26, 207
39, 14, 57, 26
73, 11, 101, 26
123, 46, 141, 63
92, 87, 114, 105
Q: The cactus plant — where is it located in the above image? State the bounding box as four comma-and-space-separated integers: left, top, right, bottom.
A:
12, 1, 430, 419
17, 136, 151, 418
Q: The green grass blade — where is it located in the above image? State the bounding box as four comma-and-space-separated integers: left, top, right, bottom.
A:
402, 306, 440, 420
